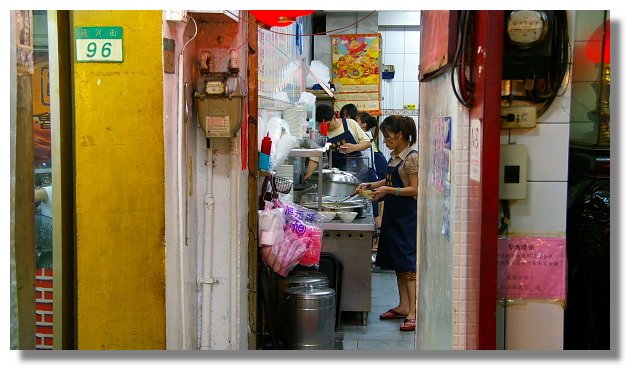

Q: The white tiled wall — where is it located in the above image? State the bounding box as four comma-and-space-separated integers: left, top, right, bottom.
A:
378, 25, 420, 157
500, 123, 570, 182
380, 26, 420, 111
418, 71, 470, 350
497, 10, 577, 350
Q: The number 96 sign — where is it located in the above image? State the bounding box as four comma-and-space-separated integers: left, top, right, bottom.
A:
75, 26, 123, 63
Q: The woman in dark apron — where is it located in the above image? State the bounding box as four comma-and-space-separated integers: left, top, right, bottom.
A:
355, 115, 419, 332
304, 104, 371, 181
329, 116, 363, 171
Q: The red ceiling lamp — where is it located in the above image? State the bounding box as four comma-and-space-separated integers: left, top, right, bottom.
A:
584, 19, 611, 145
249, 10, 314, 29
585, 21, 610, 65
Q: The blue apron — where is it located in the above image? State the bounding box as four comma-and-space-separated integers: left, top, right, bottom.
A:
375, 150, 418, 272
330, 119, 380, 216
329, 118, 362, 171
373, 150, 388, 181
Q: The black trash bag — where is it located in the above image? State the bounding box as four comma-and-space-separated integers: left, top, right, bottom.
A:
564, 179, 610, 349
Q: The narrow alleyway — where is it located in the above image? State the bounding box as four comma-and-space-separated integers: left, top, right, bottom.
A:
336, 269, 415, 350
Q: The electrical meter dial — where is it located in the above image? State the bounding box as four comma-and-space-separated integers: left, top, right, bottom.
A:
506, 10, 550, 49
205, 80, 225, 95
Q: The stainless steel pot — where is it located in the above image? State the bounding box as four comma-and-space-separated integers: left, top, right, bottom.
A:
278, 271, 330, 312
283, 286, 336, 349
306, 168, 359, 198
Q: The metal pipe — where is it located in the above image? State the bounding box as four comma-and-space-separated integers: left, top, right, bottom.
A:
230, 137, 239, 349
176, 52, 188, 350
201, 143, 215, 350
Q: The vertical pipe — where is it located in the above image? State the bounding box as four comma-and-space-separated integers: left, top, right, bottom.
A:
230, 136, 239, 349
201, 143, 215, 350
176, 52, 188, 350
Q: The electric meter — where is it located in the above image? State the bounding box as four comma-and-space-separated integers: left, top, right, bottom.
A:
502, 10, 556, 80
506, 10, 549, 49
195, 72, 245, 138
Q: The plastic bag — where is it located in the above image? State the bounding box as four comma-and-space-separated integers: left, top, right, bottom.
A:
261, 234, 310, 277
275, 197, 325, 268
297, 91, 316, 106
258, 201, 285, 246
261, 197, 325, 275
306, 60, 330, 88
271, 132, 299, 171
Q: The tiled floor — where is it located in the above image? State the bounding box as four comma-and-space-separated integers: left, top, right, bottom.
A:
335, 268, 416, 350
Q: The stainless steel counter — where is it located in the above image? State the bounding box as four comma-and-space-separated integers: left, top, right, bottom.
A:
322, 214, 375, 231
320, 208, 374, 325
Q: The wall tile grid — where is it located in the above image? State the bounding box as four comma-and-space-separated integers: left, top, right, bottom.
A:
501, 11, 576, 236
453, 103, 473, 349
380, 26, 420, 111
377, 26, 420, 157
497, 11, 577, 350
418, 72, 474, 350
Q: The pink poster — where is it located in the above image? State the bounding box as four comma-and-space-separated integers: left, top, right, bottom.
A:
497, 237, 566, 301
432, 116, 451, 192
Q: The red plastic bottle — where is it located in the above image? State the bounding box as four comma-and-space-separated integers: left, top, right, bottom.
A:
320, 120, 329, 136
261, 132, 272, 154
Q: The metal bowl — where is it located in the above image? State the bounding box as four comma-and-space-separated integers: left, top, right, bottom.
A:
337, 211, 358, 222
301, 202, 365, 219
306, 169, 359, 197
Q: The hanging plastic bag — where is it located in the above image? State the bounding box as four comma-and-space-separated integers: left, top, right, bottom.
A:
297, 91, 317, 106
261, 235, 310, 277
258, 201, 285, 246
275, 197, 325, 268
306, 60, 330, 89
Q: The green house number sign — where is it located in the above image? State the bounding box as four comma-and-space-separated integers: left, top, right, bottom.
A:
75, 26, 123, 62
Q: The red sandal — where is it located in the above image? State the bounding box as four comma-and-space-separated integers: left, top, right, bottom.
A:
379, 308, 407, 320
400, 318, 416, 331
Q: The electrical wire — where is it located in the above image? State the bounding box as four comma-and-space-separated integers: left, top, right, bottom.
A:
498, 200, 510, 236
226, 10, 377, 37
528, 10, 570, 117
451, 10, 473, 107
180, 15, 198, 57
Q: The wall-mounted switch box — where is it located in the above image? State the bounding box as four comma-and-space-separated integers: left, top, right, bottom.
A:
165, 10, 187, 22
499, 144, 527, 200
500, 106, 537, 129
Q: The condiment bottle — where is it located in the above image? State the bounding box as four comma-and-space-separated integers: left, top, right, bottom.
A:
261, 132, 272, 155
320, 120, 328, 136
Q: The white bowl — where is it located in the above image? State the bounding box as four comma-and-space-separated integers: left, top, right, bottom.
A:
318, 211, 336, 222
337, 211, 358, 222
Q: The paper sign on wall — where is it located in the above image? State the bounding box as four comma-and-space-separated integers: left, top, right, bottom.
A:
469, 118, 481, 182
497, 237, 567, 302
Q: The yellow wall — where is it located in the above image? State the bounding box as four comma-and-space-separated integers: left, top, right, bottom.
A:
73, 11, 165, 349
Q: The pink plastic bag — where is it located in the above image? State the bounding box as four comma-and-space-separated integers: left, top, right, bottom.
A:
275, 198, 325, 268
261, 231, 310, 277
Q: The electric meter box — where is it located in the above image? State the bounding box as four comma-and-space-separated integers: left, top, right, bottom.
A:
499, 144, 527, 200
196, 95, 243, 138
195, 73, 245, 138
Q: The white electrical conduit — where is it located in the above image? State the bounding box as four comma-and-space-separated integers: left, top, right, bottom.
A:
176, 16, 197, 349
201, 144, 216, 350
230, 137, 239, 349
176, 51, 187, 350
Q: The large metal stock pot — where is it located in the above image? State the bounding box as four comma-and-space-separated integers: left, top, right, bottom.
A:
306, 168, 359, 198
